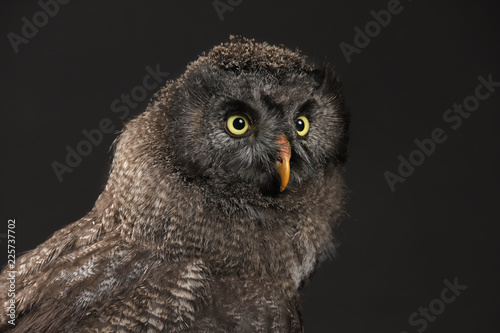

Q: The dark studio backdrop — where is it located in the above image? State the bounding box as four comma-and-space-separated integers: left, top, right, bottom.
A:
1, 0, 499, 332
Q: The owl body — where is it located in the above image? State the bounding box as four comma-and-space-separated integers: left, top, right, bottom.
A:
0, 37, 349, 332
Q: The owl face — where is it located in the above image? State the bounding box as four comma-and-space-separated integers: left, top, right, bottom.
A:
164, 39, 348, 198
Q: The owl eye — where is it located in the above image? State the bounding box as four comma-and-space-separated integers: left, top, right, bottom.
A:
225, 115, 251, 137
295, 116, 310, 136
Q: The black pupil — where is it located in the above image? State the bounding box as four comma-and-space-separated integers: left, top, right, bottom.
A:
296, 119, 305, 131
233, 118, 246, 130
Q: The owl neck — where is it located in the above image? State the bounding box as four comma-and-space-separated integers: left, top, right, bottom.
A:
96, 158, 344, 286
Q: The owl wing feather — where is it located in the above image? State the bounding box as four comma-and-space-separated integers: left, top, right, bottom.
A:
0, 214, 211, 333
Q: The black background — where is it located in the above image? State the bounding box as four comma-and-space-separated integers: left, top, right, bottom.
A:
1, 0, 499, 332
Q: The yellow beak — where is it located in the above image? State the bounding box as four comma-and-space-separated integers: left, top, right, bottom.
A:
275, 134, 291, 192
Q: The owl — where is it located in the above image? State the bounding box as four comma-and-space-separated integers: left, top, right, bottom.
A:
0, 36, 349, 332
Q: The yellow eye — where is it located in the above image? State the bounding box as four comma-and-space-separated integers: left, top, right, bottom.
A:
295, 116, 310, 136
226, 115, 250, 137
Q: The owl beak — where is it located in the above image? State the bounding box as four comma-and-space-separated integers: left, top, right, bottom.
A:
275, 134, 291, 192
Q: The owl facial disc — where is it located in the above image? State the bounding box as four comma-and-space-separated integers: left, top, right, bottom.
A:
275, 134, 291, 192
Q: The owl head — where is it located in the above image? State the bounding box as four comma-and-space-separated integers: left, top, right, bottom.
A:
142, 36, 349, 201
107, 36, 349, 227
